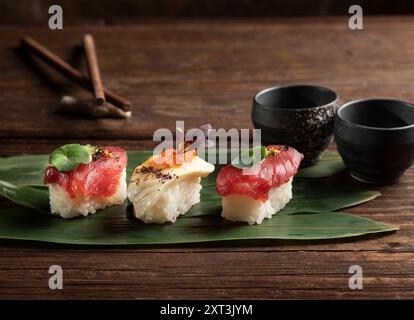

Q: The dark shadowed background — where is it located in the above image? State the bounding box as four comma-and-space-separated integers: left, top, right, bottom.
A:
0, 0, 412, 24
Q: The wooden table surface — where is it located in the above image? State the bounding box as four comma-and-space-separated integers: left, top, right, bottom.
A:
1, 17, 414, 299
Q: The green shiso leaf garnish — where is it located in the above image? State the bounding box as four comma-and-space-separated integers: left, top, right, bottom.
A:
49, 144, 93, 172
231, 146, 272, 169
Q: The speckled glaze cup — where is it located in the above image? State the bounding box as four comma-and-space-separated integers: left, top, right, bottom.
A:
252, 85, 340, 166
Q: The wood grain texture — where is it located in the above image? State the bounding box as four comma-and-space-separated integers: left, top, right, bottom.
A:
1, 17, 414, 299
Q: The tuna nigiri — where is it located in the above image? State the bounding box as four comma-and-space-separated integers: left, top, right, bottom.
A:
44, 144, 127, 218
127, 148, 215, 224
216, 145, 303, 225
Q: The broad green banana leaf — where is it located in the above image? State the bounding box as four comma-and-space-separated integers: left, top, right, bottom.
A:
0, 150, 380, 217
0, 150, 396, 245
296, 150, 345, 178
0, 207, 397, 245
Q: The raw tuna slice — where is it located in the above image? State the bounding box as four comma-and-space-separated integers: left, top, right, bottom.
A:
216, 145, 303, 225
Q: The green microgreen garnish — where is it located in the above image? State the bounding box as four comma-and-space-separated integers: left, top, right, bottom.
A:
231, 146, 277, 169
49, 144, 93, 172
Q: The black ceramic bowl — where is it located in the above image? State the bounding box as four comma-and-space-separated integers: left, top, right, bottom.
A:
252, 84, 340, 166
334, 98, 414, 184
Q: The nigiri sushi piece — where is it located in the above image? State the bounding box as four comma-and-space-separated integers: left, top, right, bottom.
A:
216, 145, 303, 225
44, 144, 127, 218
127, 149, 215, 224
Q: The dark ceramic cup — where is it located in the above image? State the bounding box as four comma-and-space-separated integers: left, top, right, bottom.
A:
334, 98, 414, 184
252, 84, 340, 166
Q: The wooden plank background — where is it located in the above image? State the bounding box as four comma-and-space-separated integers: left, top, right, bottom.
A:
0, 17, 414, 299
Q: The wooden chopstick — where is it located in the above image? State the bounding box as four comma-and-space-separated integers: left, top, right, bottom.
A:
83, 34, 105, 106
20, 36, 131, 111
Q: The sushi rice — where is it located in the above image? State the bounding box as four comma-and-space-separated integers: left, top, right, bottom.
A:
129, 176, 202, 224
49, 168, 127, 219
221, 178, 292, 225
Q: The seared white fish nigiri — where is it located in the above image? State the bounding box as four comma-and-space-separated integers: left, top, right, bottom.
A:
127, 149, 214, 224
